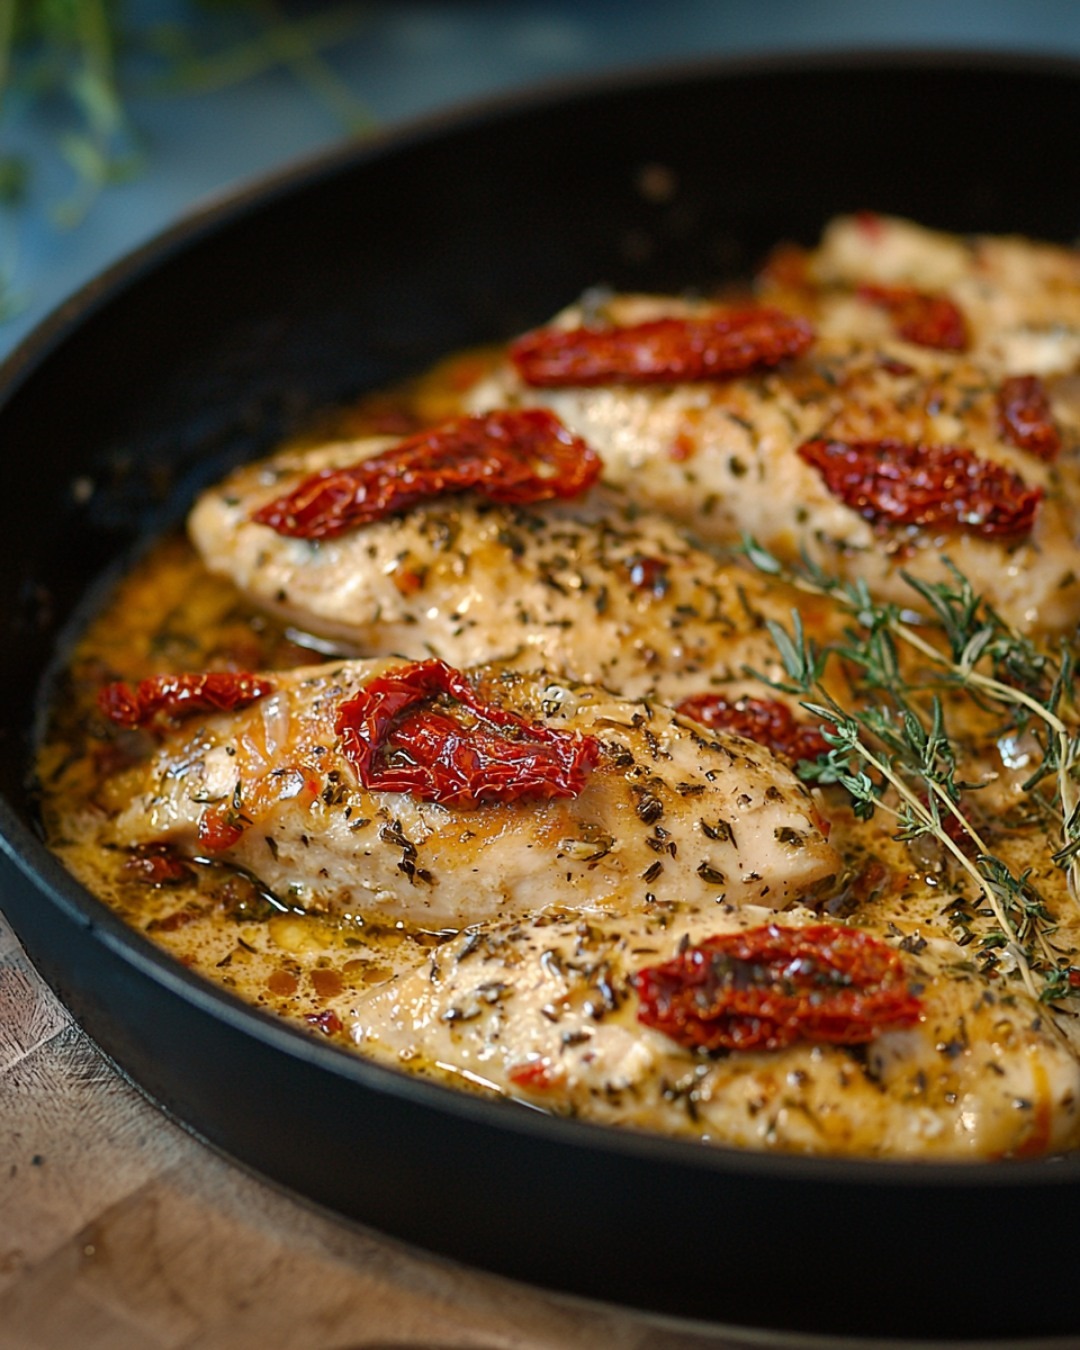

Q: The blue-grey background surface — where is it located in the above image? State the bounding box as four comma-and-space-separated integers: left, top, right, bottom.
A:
9, 0, 1080, 362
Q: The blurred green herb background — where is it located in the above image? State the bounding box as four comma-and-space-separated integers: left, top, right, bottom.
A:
0, 0, 374, 315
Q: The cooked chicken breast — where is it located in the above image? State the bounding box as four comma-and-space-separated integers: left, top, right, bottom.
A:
188, 436, 812, 705
802, 212, 1080, 375
463, 288, 1080, 633
352, 901, 1080, 1159
107, 660, 837, 930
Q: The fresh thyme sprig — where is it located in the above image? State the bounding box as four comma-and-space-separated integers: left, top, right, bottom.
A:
0, 1, 374, 309
138, 2, 375, 136
901, 565, 1080, 888
758, 617, 1046, 998
741, 537, 1080, 1000
743, 538, 1080, 901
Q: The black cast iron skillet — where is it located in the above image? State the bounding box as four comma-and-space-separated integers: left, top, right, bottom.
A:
2, 51, 1079, 1345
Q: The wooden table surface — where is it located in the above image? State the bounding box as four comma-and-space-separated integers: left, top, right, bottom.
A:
0, 908, 758, 1350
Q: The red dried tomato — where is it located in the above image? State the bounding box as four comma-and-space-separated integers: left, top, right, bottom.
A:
509, 308, 814, 387
508, 1057, 563, 1091
145, 907, 202, 933
98, 671, 274, 729
921, 791, 975, 850
195, 800, 247, 853
335, 659, 600, 808
878, 355, 916, 377
797, 436, 1042, 537
857, 283, 969, 351
676, 693, 833, 765
251, 409, 601, 540
305, 1009, 344, 1037
997, 374, 1061, 462
634, 922, 922, 1053
626, 555, 671, 597
123, 850, 193, 886
853, 210, 887, 242
195, 766, 319, 855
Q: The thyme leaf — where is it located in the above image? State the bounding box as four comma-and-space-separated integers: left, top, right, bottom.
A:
740, 537, 1080, 999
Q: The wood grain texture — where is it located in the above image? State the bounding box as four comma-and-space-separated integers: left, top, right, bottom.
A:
0, 911, 743, 1349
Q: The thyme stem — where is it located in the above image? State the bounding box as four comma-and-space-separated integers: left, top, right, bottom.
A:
741, 537, 1080, 999
804, 687, 1043, 999
743, 538, 1080, 906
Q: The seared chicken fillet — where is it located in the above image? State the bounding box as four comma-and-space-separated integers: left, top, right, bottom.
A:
353, 901, 1080, 1159
800, 212, 1080, 375
108, 661, 837, 929
188, 437, 812, 706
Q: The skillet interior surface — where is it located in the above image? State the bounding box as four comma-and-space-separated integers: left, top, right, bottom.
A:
3, 52, 1080, 1342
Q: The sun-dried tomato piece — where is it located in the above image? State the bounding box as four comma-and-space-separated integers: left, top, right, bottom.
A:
676, 693, 833, 765
196, 795, 248, 853
145, 907, 204, 933
508, 1057, 564, 1091
305, 1009, 344, 1037
878, 355, 916, 377
853, 210, 887, 242
634, 922, 921, 1053
797, 436, 1042, 537
251, 409, 601, 540
997, 374, 1061, 462
336, 659, 600, 808
123, 850, 194, 887
509, 308, 814, 387
915, 790, 976, 850
825, 857, 895, 920
626, 555, 671, 597
98, 671, 274, 729
196, 767, 320, 855
857, 283, 969, 351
